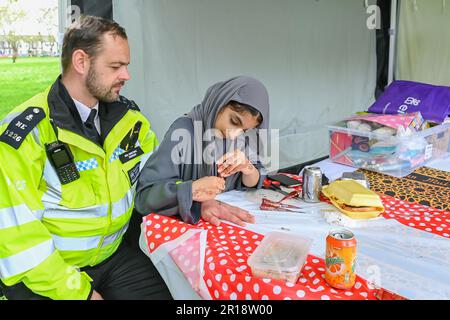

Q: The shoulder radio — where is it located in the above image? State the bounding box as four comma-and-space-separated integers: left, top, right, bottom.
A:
46, 119, 80, 185
46, 141, 80, 185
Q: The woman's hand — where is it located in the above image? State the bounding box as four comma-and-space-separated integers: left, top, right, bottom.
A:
217, 150, 256, 178
192, 176, 226, 202
201, 200, 255, 227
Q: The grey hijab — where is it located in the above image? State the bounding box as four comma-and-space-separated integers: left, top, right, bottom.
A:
186, 76, 270, 189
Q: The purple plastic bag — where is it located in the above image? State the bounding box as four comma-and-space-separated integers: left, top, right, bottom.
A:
369, 80, 450, 124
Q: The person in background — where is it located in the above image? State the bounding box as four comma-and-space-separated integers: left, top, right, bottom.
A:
135, 76, 270, 227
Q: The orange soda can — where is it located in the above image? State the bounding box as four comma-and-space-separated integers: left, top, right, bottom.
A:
325, 229, 357, 290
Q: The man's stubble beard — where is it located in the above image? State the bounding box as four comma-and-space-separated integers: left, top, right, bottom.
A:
86, 62, 121, 103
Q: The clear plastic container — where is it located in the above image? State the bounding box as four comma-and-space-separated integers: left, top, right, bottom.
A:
329, 120, 450, 177
248, 232, 313, 284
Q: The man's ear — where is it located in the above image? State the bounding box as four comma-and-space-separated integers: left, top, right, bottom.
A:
71, 49, 90, 75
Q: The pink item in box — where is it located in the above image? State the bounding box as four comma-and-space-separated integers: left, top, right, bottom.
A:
349, 112, 424, 131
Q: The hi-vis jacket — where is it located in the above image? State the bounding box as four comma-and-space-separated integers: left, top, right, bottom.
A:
0, 78, 158, 300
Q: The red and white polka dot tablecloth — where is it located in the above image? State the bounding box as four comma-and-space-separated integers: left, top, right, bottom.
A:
144, 214, 381, 300
380, 195, 450, 239
143, 174, 449, 300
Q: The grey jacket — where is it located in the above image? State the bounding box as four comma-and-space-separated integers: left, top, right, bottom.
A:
134, 117, 266, 224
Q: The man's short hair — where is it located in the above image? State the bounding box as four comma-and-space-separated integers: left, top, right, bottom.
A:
61, 15, 128, 73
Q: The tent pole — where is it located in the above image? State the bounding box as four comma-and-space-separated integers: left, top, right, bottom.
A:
58, 0, 70, 51
388, 0, 398, 85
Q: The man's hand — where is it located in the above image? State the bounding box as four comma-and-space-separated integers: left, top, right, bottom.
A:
201, 200, 255, 227
192, 177, 226, 202
90, 290, 103, 300
217, 150, 256, 178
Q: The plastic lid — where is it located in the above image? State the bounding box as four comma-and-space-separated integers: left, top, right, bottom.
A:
248, 232, 313, 273
323, 180, 383, 208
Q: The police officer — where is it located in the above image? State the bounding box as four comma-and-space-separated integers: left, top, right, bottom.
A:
0, 16, 171, 300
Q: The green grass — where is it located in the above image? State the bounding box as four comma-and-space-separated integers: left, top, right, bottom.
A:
0, 57, 61, 119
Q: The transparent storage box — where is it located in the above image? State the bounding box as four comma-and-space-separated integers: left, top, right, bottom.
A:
329, 120, 450, 178
248, 232, 312, 284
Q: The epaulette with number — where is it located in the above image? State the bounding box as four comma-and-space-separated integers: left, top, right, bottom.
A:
0, 107, 46, 149
119, 96, 141, 111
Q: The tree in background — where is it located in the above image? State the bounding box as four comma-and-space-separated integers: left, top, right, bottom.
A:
0, 0, 57, 62
0, 0, 25, 62
6, 31, 20, 62
37, 6, 58, 55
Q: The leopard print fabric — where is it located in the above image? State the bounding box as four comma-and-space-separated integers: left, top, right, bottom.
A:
357, 167, 450, 211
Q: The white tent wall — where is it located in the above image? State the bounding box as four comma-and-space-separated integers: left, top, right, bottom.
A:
113, 0, 377, 170
397, 0, 450, 86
